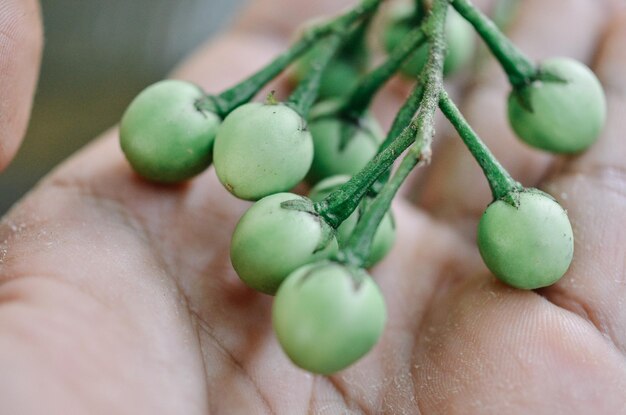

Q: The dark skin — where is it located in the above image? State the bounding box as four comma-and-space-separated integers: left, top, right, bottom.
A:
1, 0, 626, 413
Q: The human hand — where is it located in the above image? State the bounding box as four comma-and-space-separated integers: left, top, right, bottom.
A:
1, 0, 625, 413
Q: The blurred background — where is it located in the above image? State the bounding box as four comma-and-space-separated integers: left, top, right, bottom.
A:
0, 0, 246, 213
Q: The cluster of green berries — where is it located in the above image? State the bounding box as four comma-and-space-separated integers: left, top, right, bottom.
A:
118, 0, 606, 375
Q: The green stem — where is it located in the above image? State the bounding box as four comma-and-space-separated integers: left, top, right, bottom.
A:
200, 0, 382, 117
338, 0, 449, 265
341, 146, 421, 266
314, 122, 418, 228
315, 0, 448, 230
439, 90, 522, 201
370, 82, 425, 194
450, 0, 536, 88
382, 83, 425, 155
339, 27, 426, 119
286, 35, 342, 117
410, 0, 448, 159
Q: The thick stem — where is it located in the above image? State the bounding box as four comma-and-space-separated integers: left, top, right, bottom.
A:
340, 27, 426, 119
408, 0, 448, 160
341, 146, 421, 266
312, 82, 424, 226
383, 84, 425, 155
286, 35, 342, 118
202, 0, 382, 117
315, 0, 448, 231
450, 0, 536, 88
338, 0, 449, 265
439, 90, 522, 201
370, 82, 425, 193
314, 123, 418, 228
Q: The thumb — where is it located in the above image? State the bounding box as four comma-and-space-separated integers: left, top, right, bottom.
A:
0, 0, 43, 171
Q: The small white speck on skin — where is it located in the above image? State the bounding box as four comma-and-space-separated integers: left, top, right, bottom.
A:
6, 221, 27, 234
561, 192, 569, 200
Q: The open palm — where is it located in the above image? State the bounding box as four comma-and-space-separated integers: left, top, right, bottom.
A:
1, 0, 625, 413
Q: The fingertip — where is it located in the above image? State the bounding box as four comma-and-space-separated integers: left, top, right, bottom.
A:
0, 0, 43, 171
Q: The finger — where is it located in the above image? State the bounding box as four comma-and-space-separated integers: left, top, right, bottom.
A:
412, 278, 626, 413
540, 11, 626, 352
0, 0, 42, 171
415, 0, 610, 231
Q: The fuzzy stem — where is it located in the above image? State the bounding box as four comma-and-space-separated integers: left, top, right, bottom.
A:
450, 0, 536, 88
410, 0, 448, 161
341, 146, 421, 266
286, 35, 342, 117
383, 83, 425, 155
200, 0, 382, 117
314, 121, 418, 229
338, 0, 449, 265
370, 81, 425, 194
439, 90, 522, 201
315, 0, 448, 231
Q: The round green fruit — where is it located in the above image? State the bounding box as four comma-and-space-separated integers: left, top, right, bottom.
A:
308, 105, 384, 183
508, 57, 606, 153
383, 6, 475, 77
230, 193, 338, 295
213, 103, 314, 200
120, 80, 220, 183
477, 190, 574, 290
273, 261, 386, 374
309, 175, 396, 267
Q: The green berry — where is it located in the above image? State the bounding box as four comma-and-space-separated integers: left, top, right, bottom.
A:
120, 80, 221, 183
309, 175, 396, 267
383, 6, 475, 77
308, 103, 384, 183
477, 190, 574, 290
213, 103, 314, 200
230, 193, 338, 295
273, 261, 386, 374
508, 57, 607, 154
